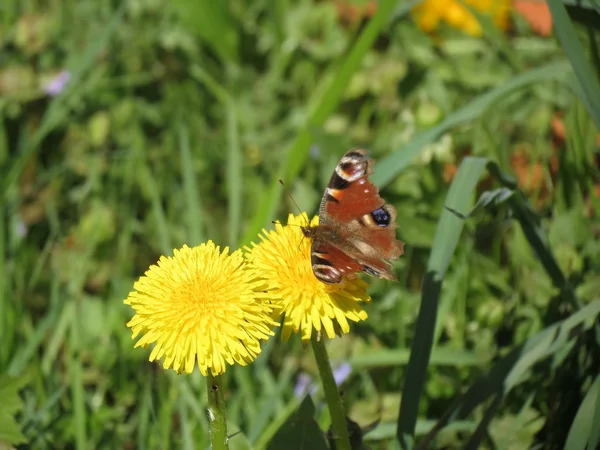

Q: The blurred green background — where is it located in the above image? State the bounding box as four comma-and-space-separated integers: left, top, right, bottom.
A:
1, 0, 600, 449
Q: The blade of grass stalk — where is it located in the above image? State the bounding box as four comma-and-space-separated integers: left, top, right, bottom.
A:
547, 0, 600, 128
372, 61, 572, 187
139, 162, 171, 255
253, 396, 303, 450
433, 252, 469, 344
265, 396, 328, 450
464, 394, 503, 450
178, 124, 205, 245
0, 204, 6, 366
70, 302, 87, 450
430, 158, 488, 276
178, 399, 194, 450
178, 377, 209, 434
138, 376, 152, 450
350, 347, 485, 368
173, 0, 238, 63
242, 0, 418, 245
366, 420, 477, 441
160, 382, 179, 449
562, 0, 600, 10
21, 384, 67, 434
589, 371, 600, 449
41, 293, 72, 374
0, 4, 126, 199
248, 365, 295, 442
495, 394, 536, 450
188, 64, 241, 246
486, 162, 579, 308
233, 366, 258, 428
564, 374, 600, 450
417, 299, 600, 449
7, 296, 66, 376
505, 300, 600, 389
396, 157, 488, 449
269, 0, 288, 44
226, 101, 242, 247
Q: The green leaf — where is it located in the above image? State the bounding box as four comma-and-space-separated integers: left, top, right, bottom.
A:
463, 394, 503, 450
565, 375, 600, 450
397, 157, 488, 449
266, 396, 328, 450
173, 0, 238, 63
350, 347, 484, 368
487, 162, 579, 307
547, 0, 600, 128
417, 299, 600, 449
0, 374, 29, 445
445, 187, 514, 219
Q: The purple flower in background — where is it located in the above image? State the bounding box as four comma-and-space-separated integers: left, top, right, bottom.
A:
15, 219, 27, 238
333, 362, 352, 386
294, 373, 315, 398
43, 71, 71, 96
294, 363, 352, 398
309, 144, 320, 159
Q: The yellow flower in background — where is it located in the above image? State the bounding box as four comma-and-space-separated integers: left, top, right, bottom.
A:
412, 0, 511, 36
124, 242, 277, 376
246, 213, 370, 342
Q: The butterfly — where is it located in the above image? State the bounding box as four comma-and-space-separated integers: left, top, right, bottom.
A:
301, 149, 405, 284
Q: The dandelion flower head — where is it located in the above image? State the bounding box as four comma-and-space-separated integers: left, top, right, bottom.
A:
246, 213, 370, 342
124, 242, 277, 376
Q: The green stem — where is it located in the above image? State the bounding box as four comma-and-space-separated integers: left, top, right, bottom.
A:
206, 374, 229, 450
311, 335, 351, 450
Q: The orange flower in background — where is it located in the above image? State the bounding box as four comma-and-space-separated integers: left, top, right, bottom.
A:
513, 0, 553, 36
412, 0, 512, 36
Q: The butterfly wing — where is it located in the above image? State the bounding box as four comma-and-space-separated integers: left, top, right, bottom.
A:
309, 240, 363, 284
316, 149, 404, 281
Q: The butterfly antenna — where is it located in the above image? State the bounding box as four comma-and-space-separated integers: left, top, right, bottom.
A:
277, 180, 311, 252
279, 179, 303, 215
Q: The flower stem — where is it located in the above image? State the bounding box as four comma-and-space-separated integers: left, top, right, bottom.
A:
206, 374, 229, 450
311, 335, 351, 450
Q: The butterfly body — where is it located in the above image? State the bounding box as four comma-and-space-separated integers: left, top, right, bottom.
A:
302, 149, 404, 284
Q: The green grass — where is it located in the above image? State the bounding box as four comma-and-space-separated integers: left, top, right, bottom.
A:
1, 0, 600, 449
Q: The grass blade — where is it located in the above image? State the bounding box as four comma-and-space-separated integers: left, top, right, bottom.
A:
464, 394, 503, 450
417, 299, 600, 449
70, 304, 86, 450
487, 162, 579, 308
547, 0, 600, 128
179, 125, 205, 245
226, 102, 242, 247
396, 157, 488, 448
564, 374, 600, 450
351, 347, 485, 368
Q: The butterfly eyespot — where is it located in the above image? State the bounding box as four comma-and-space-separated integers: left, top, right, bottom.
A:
371, 207, 391, 227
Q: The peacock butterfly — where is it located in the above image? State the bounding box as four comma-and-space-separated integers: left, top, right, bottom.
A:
301, 149, 405, 284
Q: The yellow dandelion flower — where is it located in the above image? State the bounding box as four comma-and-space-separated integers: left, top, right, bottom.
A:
412, 0, 512, 36
124, 242, 277, 376
246, 213, 370, 342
